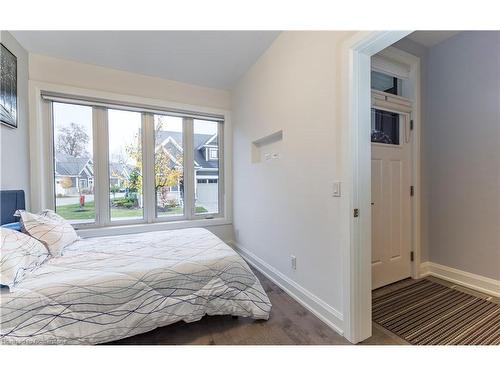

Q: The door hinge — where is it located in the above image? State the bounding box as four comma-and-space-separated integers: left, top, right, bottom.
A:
410, 186, 414, 196
353, 208, 360, 218
410, 120, 414, 131
410, 251, 414, 262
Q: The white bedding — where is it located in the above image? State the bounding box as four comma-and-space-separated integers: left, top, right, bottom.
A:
0, 228, 271, 344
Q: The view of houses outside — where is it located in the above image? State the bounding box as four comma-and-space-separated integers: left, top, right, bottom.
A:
193, 119, 220, 215
53, 102, 96, 222
53, 103, 220, 222
108, 109, 144, 221
154, 115, 185, 217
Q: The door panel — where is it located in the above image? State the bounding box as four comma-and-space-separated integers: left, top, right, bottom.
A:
389, 160, 402, 259
371, 159, 384, 266
371, 109, 412, 289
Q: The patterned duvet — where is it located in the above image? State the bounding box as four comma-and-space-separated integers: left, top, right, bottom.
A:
0, 228, 271, 344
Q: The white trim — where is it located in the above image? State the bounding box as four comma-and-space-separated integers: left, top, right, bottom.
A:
340, 31, 413, 344
371, 55, 410, 80
199, 133, 218, 150
208, 147, 219, 160
158, 135, 183, 154
371, 89, 413, 113
231, 241, 344, 335
183, 117, 195, 219
93, 107, 110, 226
420, 262, 500, 298
40, 92, 224, 122
142, 113, 156, 224
76, 217, 231, 238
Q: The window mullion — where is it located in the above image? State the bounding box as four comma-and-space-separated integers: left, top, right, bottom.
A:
93, 107, 110, 226
142, 113, 155, 223
217, 121, 225, 217
183, 118, 195, 219
45, 101, 56, 211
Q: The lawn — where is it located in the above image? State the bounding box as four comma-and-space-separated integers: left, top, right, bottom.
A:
56, 200, 207, 221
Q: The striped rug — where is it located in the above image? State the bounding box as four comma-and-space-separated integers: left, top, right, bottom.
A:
372, 279, 500, 345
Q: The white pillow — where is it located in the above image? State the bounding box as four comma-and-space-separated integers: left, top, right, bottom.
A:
16, 210, 78, 257
1, 228, 50, 289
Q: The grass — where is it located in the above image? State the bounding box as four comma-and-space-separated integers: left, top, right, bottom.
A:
56, 200, 208, 221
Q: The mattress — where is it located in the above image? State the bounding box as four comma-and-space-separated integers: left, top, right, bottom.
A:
0, 228, 271, 344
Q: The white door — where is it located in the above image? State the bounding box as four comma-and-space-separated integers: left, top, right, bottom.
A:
371, 108, 412, 289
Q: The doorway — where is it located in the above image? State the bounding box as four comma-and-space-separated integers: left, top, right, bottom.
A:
369, 51, 417, 289
340, 31, 421, 344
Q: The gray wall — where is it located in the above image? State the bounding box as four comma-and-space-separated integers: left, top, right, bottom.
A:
1, 31, 30, 207
425, 31, 500, 279
393, 38, 430, 263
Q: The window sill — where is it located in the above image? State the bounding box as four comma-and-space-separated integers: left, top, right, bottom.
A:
76, 217, 232, 238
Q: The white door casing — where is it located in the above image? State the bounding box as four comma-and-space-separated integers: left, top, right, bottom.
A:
340, 31, 419, 344
371, 109, 412, 289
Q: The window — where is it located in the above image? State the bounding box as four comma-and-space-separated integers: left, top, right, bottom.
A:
371, 108, 400, 145
48, 95, 225, 227
371, 71, 402, 95
209, 148, 218, 160
52, 102, 95, 223
154, 115, 184, 218
108, 109, 143, 221
194, 120, 220, 215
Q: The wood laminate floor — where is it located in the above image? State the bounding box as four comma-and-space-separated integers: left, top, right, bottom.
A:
110, 266, 406, 345
112, 269, 494, 345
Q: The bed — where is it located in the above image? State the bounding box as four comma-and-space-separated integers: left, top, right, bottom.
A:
0, 191, 271, 345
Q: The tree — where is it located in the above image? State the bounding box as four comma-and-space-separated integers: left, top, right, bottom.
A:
110, 184, 120, 198
56, 123, 90, 157
128, 168, 141, 193
124, 116, 183, 210
155, 147, 182, 210
60, 177, 73, 189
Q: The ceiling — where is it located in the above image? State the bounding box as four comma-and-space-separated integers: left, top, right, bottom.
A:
11, 31, 281, 90
406, 31, 461, 48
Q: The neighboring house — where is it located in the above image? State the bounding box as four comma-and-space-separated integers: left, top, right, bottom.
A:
155, 130, 219, 208
55, 155, 135, 196
109, 162, 133, 189
55, 132, 219, 209
54, 154, 94, 196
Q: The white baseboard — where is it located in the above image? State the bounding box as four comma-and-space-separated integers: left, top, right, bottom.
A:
420, 262, 500, 298
230, 241, 344, 336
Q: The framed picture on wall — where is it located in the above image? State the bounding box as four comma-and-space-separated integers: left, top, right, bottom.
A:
1, 43, 18, 128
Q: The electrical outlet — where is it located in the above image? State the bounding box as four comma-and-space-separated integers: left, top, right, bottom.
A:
291, 255, 297, 270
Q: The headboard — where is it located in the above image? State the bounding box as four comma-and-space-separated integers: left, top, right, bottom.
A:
0, 190, 25, 225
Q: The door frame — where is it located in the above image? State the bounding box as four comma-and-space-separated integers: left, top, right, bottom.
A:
340, 31, 422, 343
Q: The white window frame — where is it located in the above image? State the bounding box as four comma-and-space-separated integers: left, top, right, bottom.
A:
29, 81, 232, 237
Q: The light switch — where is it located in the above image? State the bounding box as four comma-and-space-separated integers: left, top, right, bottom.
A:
332, 181, 342, 197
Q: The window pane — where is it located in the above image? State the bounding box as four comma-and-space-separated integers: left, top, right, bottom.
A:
108, 109, 143, 221
194, 119, 219, 215
154, 115, 184, 217
53, 102, 95, 223
371, 71, 402, 95
371, 109, 400, 145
